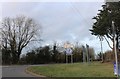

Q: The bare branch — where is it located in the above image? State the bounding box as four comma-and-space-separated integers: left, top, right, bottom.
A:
104, 36, 113, 49
1, 15, 42, 63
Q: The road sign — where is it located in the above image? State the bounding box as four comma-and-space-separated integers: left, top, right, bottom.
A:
114, 62, 120, 75
118, 36, 120, 50
65, 48, 73, 63
65, 48, 72, 55
64, 42, 73, 63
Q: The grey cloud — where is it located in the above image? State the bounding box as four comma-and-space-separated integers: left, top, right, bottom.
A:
2, 2, 111, 54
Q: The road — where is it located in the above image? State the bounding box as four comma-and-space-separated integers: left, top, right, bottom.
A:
2, 65, 35, 77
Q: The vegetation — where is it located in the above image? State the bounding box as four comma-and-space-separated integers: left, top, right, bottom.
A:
1, 15, 42, 64
19, 43, 95, 64
97, 50, 114, 62
90, 2, 120, 63
2, 2, 120, 65
27, 62, 115, 77
103, 50, 114, 62
90, 2, 120, 50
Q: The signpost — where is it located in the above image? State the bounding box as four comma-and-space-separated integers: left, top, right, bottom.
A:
64, 42, 73, 63
114, 62, 120, 76
66, 48, 73, 63
112, 21, 118, 77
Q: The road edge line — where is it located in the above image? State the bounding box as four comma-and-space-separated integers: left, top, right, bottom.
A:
25, 66, 46, 77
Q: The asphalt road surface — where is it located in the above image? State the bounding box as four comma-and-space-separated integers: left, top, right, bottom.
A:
2, 65, 35, 77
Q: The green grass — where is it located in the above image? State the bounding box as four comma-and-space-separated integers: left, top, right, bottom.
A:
27, 62, 115, 77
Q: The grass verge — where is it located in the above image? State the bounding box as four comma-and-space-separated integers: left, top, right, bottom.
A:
27, 62, 115, 77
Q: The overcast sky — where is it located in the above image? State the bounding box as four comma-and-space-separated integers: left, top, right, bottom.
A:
1, 1, 112, 54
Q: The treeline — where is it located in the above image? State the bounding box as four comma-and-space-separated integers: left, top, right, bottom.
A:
96, 50, 115, 62
2, 43, 95, 65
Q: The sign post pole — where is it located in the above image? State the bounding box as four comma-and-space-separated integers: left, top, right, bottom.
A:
66, 53, 68, 64
71, 54, 73, 63
64, 42, 73, 64
112, 21, 118, 77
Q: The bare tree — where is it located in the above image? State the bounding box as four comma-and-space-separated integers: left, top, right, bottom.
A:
1, 16, 42, 64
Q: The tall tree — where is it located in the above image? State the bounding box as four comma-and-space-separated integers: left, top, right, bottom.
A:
1, 16, 42, 64
90, 2, 120, 50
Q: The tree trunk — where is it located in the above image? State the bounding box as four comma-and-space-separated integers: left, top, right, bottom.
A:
12, 51, 18, 64
17, 49, 22, 64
